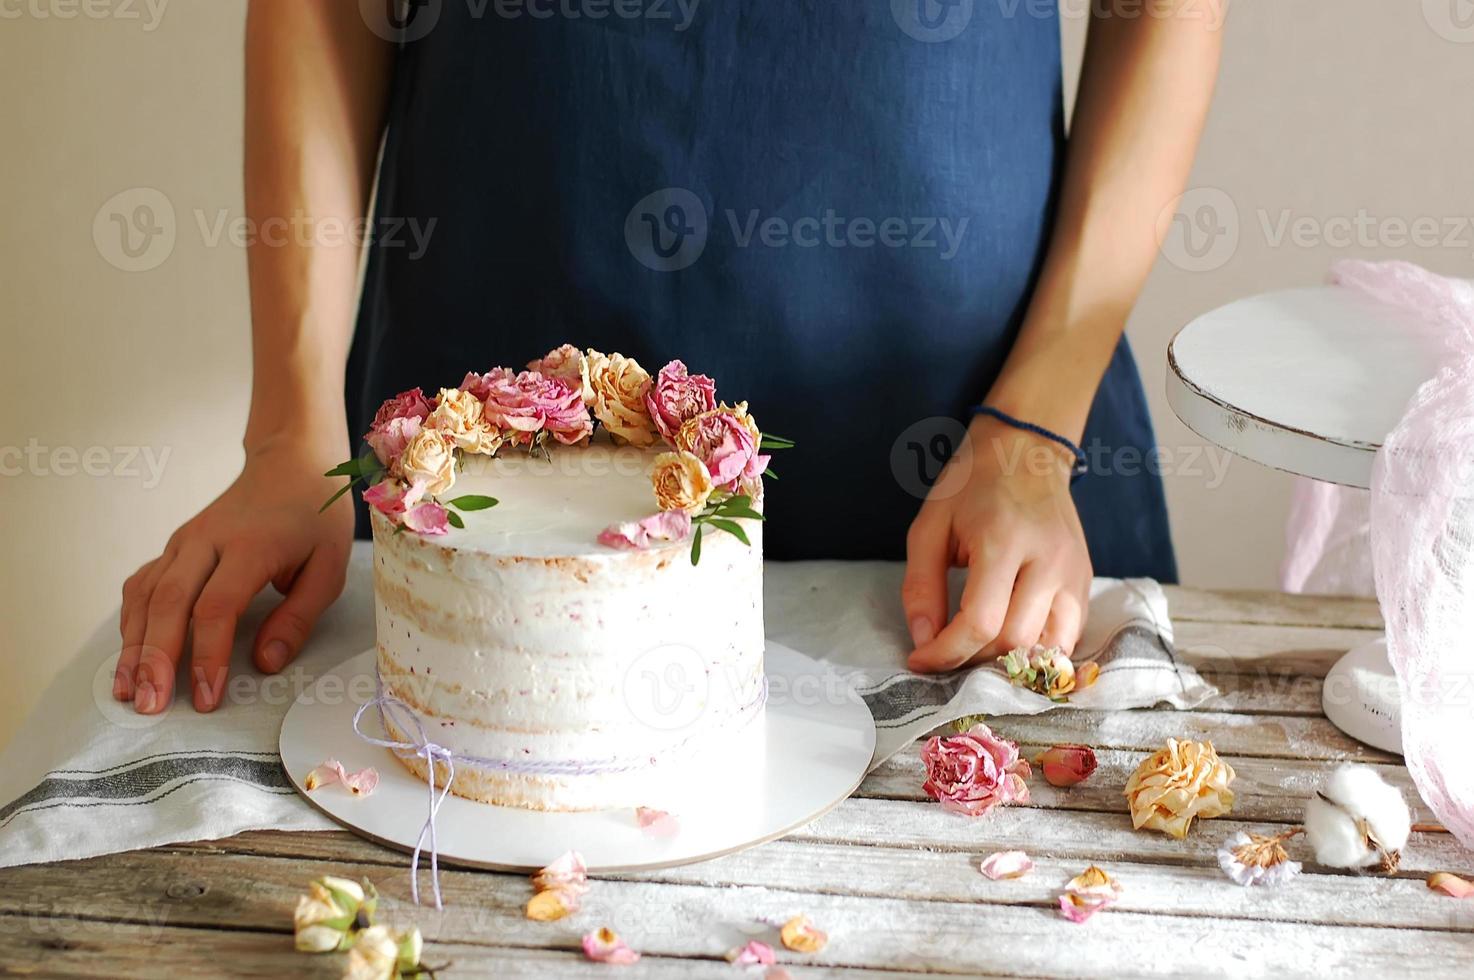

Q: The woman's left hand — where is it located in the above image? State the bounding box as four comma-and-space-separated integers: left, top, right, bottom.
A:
901, 414, 1092, 673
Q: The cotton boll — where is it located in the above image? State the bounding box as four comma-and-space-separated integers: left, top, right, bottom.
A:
1303, 764, 1412, 871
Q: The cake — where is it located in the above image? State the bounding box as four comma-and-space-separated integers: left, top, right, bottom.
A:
333, 346, 785, 812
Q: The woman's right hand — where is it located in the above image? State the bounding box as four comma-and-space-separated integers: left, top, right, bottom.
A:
115, 435, 355, 714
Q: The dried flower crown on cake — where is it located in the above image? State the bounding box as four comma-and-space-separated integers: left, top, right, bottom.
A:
323, 344, 792, 564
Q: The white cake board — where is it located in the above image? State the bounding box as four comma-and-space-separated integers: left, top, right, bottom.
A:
279, 643, 876, 873
1167, 285, 1446, 753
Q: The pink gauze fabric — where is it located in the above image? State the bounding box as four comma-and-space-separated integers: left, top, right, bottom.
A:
1321, 259, 1474, 849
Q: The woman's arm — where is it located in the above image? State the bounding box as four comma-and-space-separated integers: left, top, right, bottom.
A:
115, 1, 393, 713
904, 2, 1224, 672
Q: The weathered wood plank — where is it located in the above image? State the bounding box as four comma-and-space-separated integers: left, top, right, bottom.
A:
1164, 586, 1382, 631
860, 746, 1432, 825
2, 849, 1471, 978
1174, 620, 1372, 678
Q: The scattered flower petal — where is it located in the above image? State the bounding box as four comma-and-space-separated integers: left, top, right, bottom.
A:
765, 970, 794, 980
1428, 872, 1474, 898
1058, 865, 1122, 923
636, 807, 680, 838
599, 509, 693, 550
1124, 739, 1235, 839
979, 850, 1035, 880
1304, 765, 1411, 872
1037, 744, 1098, 788
525, 886, 581, 921
726, 940, 777, 966
1216, 830, 1303, 887
921, 723, 1031, 817
582, 927, 640, 965
779, 915, 827, 954
303, 760, 379, 797
1076, 661, 1100, 689
532, 850, 589, 896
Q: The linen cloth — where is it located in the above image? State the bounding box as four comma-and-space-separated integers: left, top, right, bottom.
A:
0, 543, 1208, 868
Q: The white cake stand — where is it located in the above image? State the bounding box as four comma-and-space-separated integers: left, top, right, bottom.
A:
279, 643, 876, 876
1167, 285, 1449, 754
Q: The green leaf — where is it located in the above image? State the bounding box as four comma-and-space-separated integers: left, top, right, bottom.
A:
714, 499, 765, 522
318, 478, 359, 514
689, 524, 704, 566
705, 518, 750, 546
323, 458, 362, 478
447, 494, 499, 512
446, 510, 465, 529
759, 433, 795, 449
762, 467, 778, 480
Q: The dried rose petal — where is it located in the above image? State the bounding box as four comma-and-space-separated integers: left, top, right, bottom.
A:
582, 927, 640, 965
525, 887, 580, 921
1058, 865, 1123, 923
779, 915, 827, 954
1076, 661, 1100, 689
1037, 744, 1097, 787
303, 759, 379, 797
636, 807, 680, 838
1429, 872, 1474, 898
532, 851, 589, 896
726, 940, 777, 965
979, 850, 1034, 880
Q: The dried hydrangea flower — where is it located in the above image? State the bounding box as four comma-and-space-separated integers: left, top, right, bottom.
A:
582, 927, 640, 965
293, 876, 377, 953
1303, 765, 1411, 872
1124, 739, 1235, 839
1000, 645, 1096, 702
1217, 830, 1303, 887
779, 915, 828, 953
1058, 865, 1122, 923
1428, 872, 1474, 898
979, 850, 1034, 880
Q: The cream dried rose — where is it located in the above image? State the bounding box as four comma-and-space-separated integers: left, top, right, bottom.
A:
651, 450, 713, 513
1124, 738, 1236, 839
585, 350, 657, 447
427, 387, 502, 455
397, 427, 457, 498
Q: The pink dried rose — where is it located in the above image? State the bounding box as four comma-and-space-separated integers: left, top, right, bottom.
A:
598, 510, 693, 551
369, 387, 433, 430
527, 343, 589, 390
1058, 865, 1123, 923
402, 499, 450, 536
645, 359, 717, 443
674, 403, 770, 489
483, 369, 593, 447
1037, 744, 1098, 788
920, 723, 1031, 817
582, 927, 640, 965
726, 940, 776, 966
978, 850, 1034, 880
303, 759, 379, 797
364, 415, 423, 470
459, 367, 514, 403
363, 479, 412, 519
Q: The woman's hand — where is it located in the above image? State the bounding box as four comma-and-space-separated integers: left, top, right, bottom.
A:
902, 415, 1092, 673
115, 435, 354, 714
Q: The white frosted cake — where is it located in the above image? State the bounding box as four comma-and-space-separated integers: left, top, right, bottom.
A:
339, 347, 783, 812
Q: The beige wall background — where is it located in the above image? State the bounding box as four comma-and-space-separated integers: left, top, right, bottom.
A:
3, 0, 1472, 750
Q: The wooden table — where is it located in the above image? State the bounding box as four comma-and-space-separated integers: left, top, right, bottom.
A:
4, 587, 1472, 978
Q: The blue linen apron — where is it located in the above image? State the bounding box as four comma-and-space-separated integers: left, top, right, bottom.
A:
348, 0, 1177, 580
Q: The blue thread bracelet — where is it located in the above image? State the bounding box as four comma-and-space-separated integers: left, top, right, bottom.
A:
972, 405, 1088, 480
